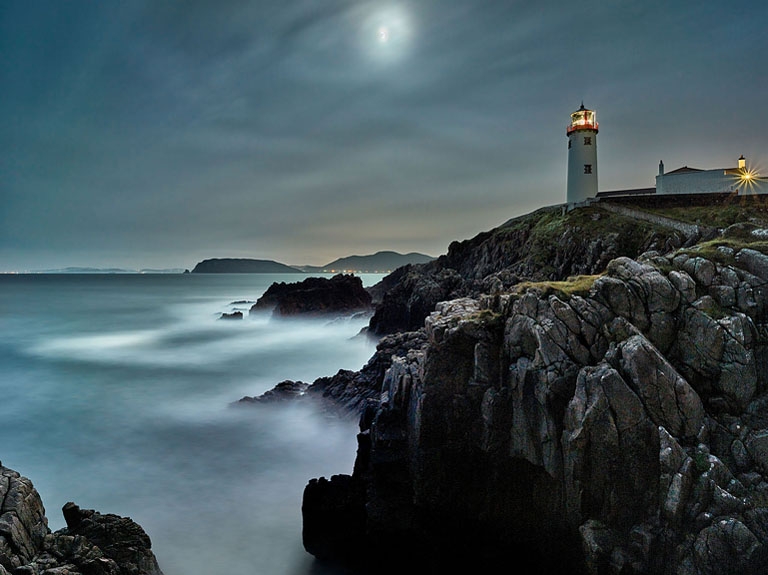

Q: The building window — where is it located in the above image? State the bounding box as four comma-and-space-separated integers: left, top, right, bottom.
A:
584, 137, 592, 146
584, 164, 592, 174
568, 140, 572, 149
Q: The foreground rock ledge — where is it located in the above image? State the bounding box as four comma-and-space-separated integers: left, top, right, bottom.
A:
0, 462, 163, 575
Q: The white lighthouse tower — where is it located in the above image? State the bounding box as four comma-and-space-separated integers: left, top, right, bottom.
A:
567, 103, 599, 204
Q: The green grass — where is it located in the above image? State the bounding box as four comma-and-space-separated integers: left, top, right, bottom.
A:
467, 309, 503, 324
681, 238, 768, 265
695, 297, 728, 320
496, 205, 671, 280
514, 274, 601, 299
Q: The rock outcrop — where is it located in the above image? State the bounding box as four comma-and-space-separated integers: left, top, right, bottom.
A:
302, 240, 768, 573
219, 311, 243, 320
237, 331, 427, 414
0, 463, 163, 575
368, 205, 690, 335
238, 380, 309, 404
250, 274, 372, 317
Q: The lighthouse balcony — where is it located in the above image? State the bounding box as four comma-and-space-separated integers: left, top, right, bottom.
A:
567, 121, 598, 135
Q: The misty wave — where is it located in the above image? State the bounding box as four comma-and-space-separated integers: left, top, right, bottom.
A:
0, 273, 382, 575
27, 309, 372, 378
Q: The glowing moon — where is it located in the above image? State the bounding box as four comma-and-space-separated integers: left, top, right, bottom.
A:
360, 5, 412, 64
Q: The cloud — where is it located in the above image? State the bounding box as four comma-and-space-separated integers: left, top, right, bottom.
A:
1, 0, 767, 270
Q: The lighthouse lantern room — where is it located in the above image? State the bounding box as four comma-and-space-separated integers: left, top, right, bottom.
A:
567, 103, 599, 204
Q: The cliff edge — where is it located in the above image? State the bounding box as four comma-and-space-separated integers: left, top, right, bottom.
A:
301, 204, 768, 574
368, 204, 706, 334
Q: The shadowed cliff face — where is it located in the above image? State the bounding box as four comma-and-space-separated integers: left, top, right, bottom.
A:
303, 240, 768, 574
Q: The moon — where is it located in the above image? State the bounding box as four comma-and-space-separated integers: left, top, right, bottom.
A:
360, 5, 412, 64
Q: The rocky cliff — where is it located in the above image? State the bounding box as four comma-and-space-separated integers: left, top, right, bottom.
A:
302, 207, 768, 574
0, 463, 163, 575
368, 205, 702, 334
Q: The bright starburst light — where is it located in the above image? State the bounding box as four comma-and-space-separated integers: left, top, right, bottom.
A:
732, 163, 767, 195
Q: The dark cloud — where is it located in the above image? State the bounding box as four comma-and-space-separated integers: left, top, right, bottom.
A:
1, 0, 766, 270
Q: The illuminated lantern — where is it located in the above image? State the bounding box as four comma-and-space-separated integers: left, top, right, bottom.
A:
567, 103, 599, 204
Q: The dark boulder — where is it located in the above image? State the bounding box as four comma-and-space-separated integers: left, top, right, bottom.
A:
239, 331, 427, 414
302, 475, 366, 563
250, 274, 372, 317
0, 463, 163, 575
237, 380, 309, 404
219, 311, 243, 320
59, 503, 162, 575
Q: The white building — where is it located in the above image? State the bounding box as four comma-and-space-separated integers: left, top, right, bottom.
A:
566, 103, 598, 204
656, 156, 767, 195
565, 104, 767, 201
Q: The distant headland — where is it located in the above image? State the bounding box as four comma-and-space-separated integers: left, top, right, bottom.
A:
191, 258, 302, 274
191, 251, 435, 274
297, 251, 434, 273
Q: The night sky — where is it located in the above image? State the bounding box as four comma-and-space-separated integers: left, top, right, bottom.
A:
2, 1, 766, 271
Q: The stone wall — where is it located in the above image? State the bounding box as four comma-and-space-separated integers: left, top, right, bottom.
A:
597, 202, 701, 238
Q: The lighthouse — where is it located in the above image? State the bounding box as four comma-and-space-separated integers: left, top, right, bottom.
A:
567, 103, 599, 204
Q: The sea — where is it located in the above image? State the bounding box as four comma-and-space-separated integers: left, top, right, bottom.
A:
0, 273, 384, 575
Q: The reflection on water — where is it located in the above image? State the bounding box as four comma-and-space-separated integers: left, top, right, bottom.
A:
0, 274, 382, 575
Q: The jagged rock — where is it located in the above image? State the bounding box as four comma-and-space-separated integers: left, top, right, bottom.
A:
736, 249, 768, 281
302, 475, 366, 562
369, 267, 463, 334
692, 519, 765, 575
31, 532, 120, 575
563, 363, 659, 528
0, 465, 162, 575
669, 270, 697, 304
240, 331, 428, 414
59, 503, 162, 575
717, 314, 758, 409
218, 311, 243, 320
746, 431, 768, 474
237, 380, 308, 404
615, 335, 705, 441
710, 285, 737, 308
0, 466, 48, 570
682, 257, 717, 288
368, 206, 686, 335
579, 520, 619, 575
250, 274, 372, 316
302, 239, 768, 574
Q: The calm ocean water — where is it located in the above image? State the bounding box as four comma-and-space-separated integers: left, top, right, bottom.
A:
0, 273, 383, 575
